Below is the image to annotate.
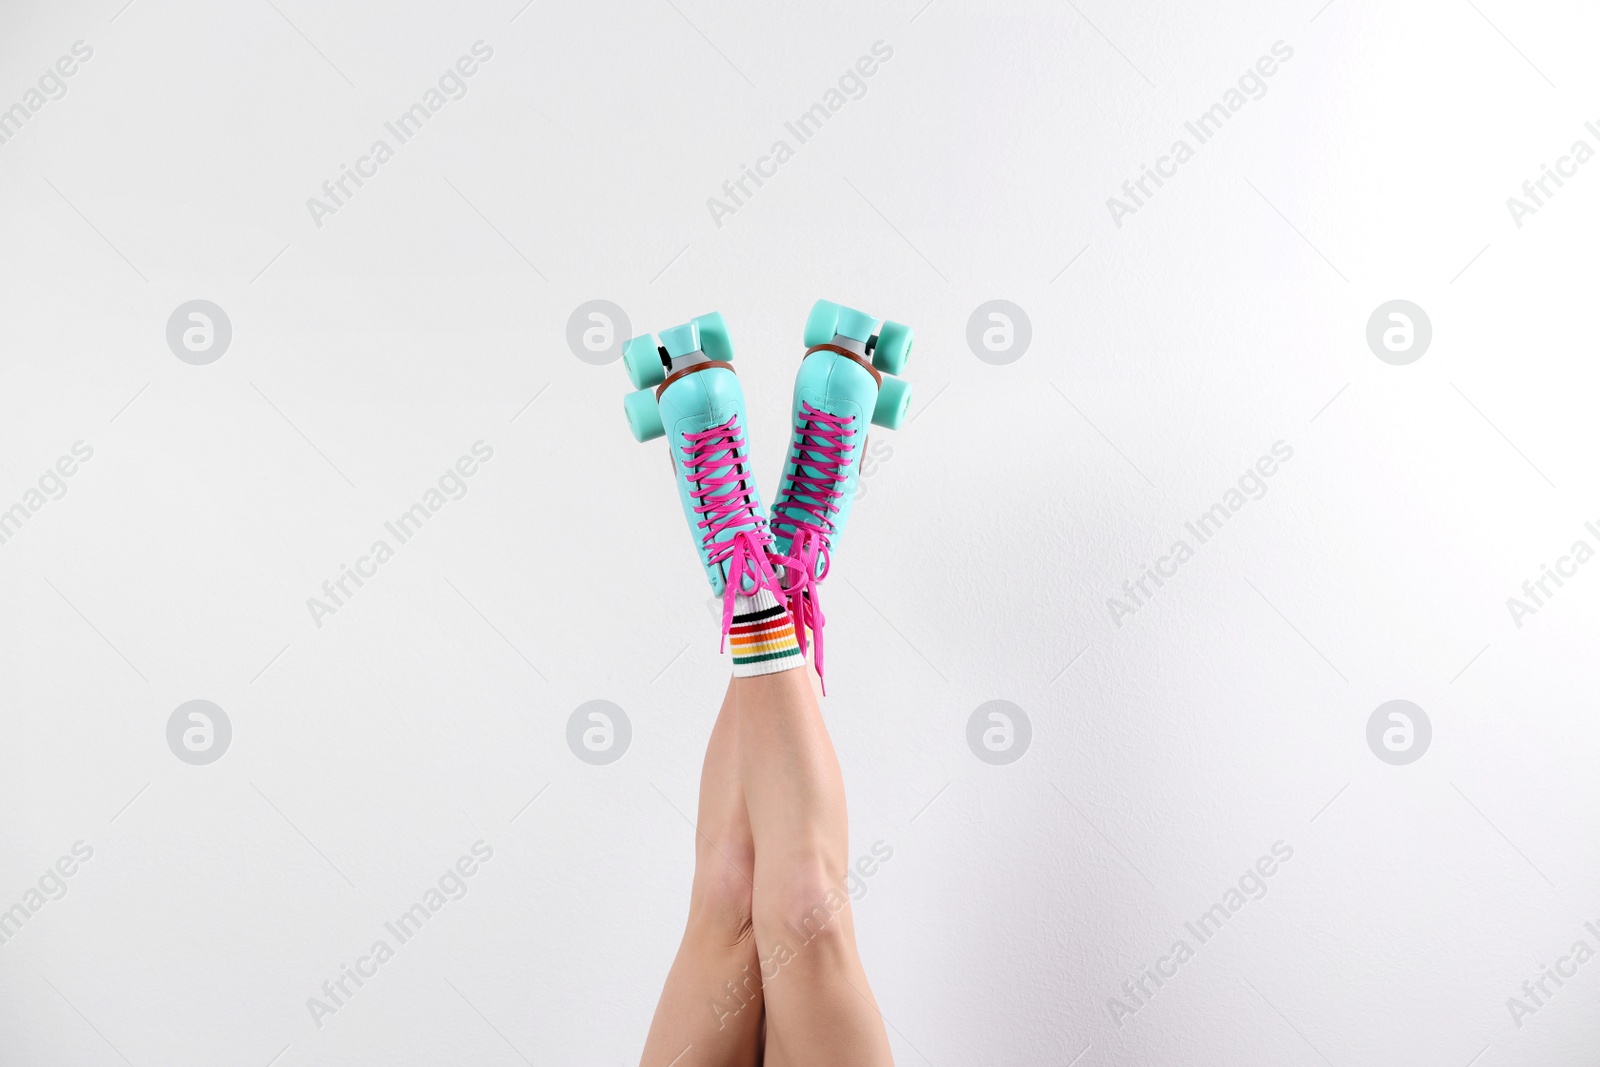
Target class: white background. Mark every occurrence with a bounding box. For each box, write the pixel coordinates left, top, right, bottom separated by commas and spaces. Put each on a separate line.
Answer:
2, 0, 1599, 1064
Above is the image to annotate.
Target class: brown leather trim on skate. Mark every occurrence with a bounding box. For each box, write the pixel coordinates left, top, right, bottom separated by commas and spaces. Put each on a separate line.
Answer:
655, 359, 732, 400
804, 343, 881, 386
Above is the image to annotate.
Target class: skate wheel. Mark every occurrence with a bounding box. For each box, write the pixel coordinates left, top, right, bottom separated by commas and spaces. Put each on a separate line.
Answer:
872, 320, 913, 375
624, 389, 665, 442
622, 335, 666, 390
803, 299, 842, 347
871, 376, 911, 429
835, 305, 878, 343
659, 322, 701, 359
694, 311, 733, 362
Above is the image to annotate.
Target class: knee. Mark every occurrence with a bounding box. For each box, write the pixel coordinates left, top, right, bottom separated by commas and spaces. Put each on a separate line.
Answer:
690, 851, 755, 948
753, 859, 852, 954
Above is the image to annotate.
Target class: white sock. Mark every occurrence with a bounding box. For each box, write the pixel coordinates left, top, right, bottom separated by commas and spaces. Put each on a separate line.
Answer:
727, 588, 804, 677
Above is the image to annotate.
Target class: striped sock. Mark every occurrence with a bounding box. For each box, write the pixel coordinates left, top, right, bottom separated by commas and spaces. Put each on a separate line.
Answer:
728, 588, 804, 677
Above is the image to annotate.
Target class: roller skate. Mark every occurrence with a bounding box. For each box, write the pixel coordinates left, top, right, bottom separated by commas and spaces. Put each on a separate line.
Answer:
767, 300, 913, 687
621, 313, 800, 673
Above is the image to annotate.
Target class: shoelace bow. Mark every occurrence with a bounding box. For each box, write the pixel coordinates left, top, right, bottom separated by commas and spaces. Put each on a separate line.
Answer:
681, 416, 782, 646
769, 403, 858, 688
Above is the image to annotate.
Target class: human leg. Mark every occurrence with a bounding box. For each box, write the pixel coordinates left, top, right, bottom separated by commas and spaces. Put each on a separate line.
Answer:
639, 682, 765, 1067
734, 668, 893, 1066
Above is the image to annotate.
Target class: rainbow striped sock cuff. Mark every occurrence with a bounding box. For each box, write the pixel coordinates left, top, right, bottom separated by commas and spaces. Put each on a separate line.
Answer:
728, 589, 805, 677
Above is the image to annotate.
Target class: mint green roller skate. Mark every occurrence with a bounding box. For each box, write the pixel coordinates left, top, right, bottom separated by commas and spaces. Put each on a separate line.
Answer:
620, 312, 785, 642
768, 299, 914, 686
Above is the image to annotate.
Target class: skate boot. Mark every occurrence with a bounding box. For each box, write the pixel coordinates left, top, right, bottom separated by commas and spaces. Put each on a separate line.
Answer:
768, 300, 913, 687
621, 313, 800, 673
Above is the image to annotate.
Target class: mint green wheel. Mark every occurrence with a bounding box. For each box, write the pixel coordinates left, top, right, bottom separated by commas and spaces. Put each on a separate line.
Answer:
623, 335, 665, 390
871, 376, 911, 429
694, 311, 733, 362
872, 320, 913, 375
803, 300, 842, 347
624, 389, 664, 442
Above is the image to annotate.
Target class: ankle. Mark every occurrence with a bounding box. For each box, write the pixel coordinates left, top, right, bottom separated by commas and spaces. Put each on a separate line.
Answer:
727, 588, 804, 678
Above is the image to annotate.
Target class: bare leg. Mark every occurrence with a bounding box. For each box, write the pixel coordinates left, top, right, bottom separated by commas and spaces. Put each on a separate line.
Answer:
640, 684, 765, 1067
734, 667, 894, 1066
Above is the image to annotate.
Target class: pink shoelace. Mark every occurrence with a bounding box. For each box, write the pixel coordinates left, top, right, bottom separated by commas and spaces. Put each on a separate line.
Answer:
769, 402, 858, 688
681, 416, 782, 646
